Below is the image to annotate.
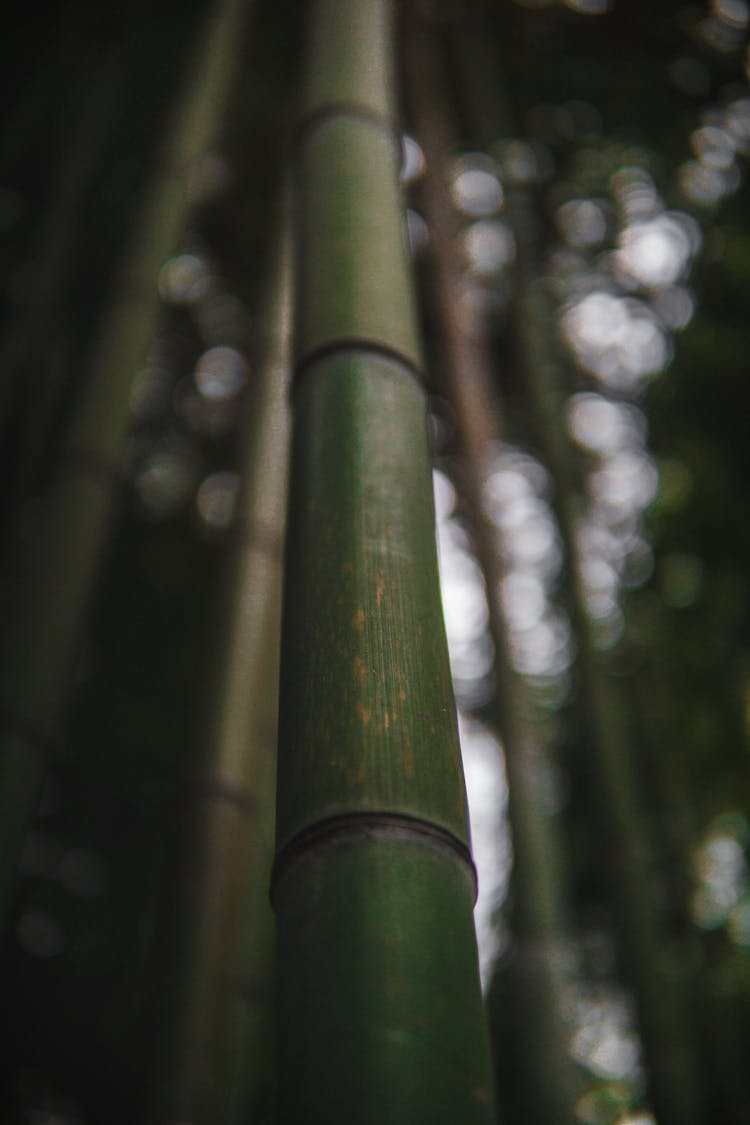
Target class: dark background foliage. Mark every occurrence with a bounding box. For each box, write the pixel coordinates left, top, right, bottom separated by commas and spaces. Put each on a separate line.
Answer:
1, 1, 749, 1121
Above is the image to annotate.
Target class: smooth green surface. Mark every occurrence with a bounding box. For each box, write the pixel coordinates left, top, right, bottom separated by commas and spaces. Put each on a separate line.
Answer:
276, 4, 497, 1121
277, 353, 468, 849
275, 834, 495, 1125
294, 116, 422, 370
302, 0, 394, 120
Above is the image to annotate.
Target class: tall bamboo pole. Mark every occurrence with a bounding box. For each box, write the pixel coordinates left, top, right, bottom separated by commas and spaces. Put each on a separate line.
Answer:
155, 215, 291, 1125
452, 8, 709, 1123
0, 0, 251, 933
0, 47, 124, 541
403, 9, 579, 1124
273, 2, 496, 1120
513, 241, 708, 1125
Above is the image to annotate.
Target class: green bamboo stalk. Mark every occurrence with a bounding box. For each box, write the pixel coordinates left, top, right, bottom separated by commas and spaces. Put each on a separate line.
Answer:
273, 2, 496, 1121
515, 269, 708, 1125
0, 0, 251, 934
403, 9, 579, 1124
450, 11, 710, 1122
155, 212, 291, 1125
458, 19, 710, 1125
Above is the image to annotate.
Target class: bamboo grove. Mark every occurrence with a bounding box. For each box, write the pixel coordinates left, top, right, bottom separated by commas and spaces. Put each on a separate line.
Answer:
1, 0, 750, 1123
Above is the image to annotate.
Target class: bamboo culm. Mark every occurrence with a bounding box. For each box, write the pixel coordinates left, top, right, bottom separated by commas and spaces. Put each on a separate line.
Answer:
154, 208, 291, 1125
0, 46, 123, 505
0, 0, 251, 935
403, 9, 579, 1123
273, 1, 497, 1121
452, 14, 709, 1120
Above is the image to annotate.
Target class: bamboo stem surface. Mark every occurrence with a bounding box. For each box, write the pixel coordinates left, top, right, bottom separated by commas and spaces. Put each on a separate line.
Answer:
273, 2, 496, 1120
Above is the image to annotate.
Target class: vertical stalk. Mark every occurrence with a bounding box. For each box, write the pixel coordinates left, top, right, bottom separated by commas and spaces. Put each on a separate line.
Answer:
514, 261, 708, 1125
273, 1, 496, 1121
453, 9, 708, 1122
0, 0, 251, 933
403, 9, 579, 1124
155, 212, 291, 1125
0, 47, 124, 538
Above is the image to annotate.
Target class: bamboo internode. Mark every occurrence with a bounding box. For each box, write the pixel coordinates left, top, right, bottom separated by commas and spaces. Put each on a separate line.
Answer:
273, 1, 496, 1120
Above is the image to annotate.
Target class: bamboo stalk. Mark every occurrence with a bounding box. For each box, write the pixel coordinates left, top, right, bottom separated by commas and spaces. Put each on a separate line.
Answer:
514, 262, 708, 1125
403, 9, 579, 1124
155, 207, 291, 1125
0, 46, 124, 540
0, 0, 251, 933
273, 1, 496, 1120
451, 9, 709, 1122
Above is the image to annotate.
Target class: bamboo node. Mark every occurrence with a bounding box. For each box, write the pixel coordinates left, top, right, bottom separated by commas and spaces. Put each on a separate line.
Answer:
294, 338, 426, 390
270, 811, 478, 905
294, 102, 400, 149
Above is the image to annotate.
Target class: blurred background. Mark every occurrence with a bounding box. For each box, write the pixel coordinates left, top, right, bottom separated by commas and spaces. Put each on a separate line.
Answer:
1, 0, 750, 1122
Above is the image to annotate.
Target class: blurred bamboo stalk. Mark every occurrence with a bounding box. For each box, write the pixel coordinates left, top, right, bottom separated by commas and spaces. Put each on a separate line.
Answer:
452, 7, 709, 1123
154, 202, 291, 1125
272, 1, 496, 1120
0, 47, 125, 542
513, 254, 708, 1125
403, 8, 580, 1124
0, 0, 251, 935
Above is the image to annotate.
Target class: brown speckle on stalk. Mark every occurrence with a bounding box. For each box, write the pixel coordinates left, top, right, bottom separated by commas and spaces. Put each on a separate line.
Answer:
356, 701, 371, 726
352, 606, 365, 632
403, 735, 414, 778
